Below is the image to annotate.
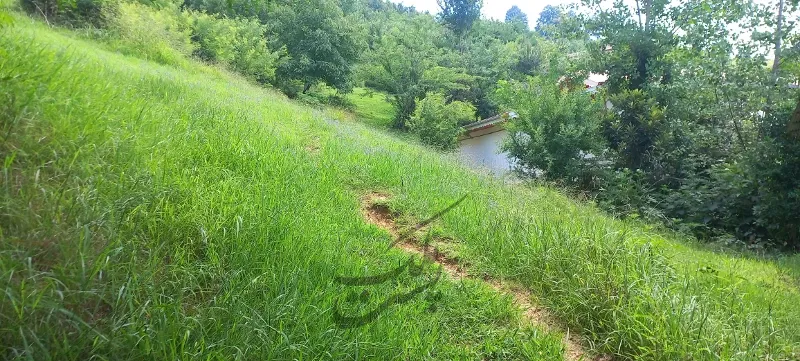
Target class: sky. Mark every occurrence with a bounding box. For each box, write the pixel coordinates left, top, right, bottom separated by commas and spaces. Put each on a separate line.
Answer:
390, 0, 779, 30
389, 0, 574, 27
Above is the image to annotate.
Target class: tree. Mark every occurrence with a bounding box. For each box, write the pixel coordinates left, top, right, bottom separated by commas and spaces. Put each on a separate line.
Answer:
359, 13, 472, 128
582, 0, 753, 92
504, 5, 528, 31
409, 93, 476, 150
189, 13, 284, 84
447, 20, 520, 118
535, 5, 560, 38
574, 0, 800, 247
272, 0, 364, 95
581, 0, 754, 167
183, 0, 273, 22
436, 0, 482, 36
495, 77, 606, 187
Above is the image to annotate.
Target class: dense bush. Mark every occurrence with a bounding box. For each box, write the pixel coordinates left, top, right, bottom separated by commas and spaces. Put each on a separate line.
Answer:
602, 90, 666, 171
107, 2, 193, 65
188, 12, 283, 84
409, 93, 475, 150
495, 77, 606, 188
498, 73, 800, 249
709, 105, 800, 247
20, 0, 116, 27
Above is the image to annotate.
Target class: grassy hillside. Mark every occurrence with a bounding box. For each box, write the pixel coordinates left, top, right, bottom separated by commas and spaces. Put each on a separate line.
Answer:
2, 13, 800, 361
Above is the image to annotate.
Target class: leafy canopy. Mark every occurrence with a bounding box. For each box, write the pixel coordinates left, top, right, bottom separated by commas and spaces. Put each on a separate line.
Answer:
273, 0, 364, 94
496, 77, 605, 186
359, 12, 472, 128
437, 0, 482, 36
504, 5, 528, 31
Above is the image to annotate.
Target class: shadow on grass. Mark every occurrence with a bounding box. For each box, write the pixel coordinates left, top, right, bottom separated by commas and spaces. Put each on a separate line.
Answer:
333, 256, 442, 329
333, 192, 471, 328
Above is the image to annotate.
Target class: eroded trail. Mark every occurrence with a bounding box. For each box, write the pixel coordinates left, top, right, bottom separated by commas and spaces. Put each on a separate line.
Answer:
360, 192, 609, 361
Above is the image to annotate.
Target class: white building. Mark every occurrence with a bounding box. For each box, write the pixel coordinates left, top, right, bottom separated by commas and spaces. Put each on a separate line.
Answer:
457, 112, 516, 176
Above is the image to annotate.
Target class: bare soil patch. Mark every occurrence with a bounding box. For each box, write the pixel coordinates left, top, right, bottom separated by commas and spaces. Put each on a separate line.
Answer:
359, 192, 610, 361
304, 137, 321, 154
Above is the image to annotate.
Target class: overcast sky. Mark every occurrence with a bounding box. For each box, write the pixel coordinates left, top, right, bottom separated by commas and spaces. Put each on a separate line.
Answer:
389, 0, 575, 27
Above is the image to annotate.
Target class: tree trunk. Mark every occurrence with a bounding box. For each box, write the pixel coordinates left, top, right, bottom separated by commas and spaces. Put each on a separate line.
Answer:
772, 0, 785, 86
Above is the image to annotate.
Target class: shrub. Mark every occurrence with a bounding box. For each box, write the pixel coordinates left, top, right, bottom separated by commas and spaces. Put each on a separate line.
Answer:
20, 0, 117, 27
409, 93, 475, 150
710, 105, 800, 248
495, 77, 606, 188
596, 167, 661, 219
188, 12, 283, 84
743, 135, 800, 248
107, 2, 194, 66
602, 89, 666, 171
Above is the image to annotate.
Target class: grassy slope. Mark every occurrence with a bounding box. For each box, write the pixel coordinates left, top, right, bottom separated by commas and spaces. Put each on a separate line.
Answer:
305, 85, 397, 128
344, 87, 396, 128
0, 19, 563, 360
2, 15, 800, 361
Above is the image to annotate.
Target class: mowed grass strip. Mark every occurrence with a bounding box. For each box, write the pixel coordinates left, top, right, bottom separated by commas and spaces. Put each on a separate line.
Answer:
1, 14, 800, 361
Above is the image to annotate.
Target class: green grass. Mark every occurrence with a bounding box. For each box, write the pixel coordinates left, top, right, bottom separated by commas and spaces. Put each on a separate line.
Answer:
305, 85, 396, 128
0, 17, 563, 360
2, 12, 800, 361
345, 87, 396, 128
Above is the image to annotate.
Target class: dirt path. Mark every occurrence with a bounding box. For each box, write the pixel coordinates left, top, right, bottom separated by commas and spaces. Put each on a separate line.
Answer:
360, 192, 609, 361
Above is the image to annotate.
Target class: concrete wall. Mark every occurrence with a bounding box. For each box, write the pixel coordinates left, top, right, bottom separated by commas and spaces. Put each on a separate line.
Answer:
458, 128, 513, 176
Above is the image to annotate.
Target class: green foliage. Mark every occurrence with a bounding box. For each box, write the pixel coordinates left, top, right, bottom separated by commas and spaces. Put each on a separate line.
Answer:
495, 77, 605, 187
596, 168, 655, 217
504, 5, 527, 31
742, 113, 800, 246
567, 0, 800, 248
650, 110, 800, 248
602, 89, 665, 170
690, 103, 800, 247
450, 20, 523, 118
188, 12, 284, 84
182, 0, 271, 22
0, 13, 11, 27
534, 5, 560, 38
436, 0, 481, 36
345, 87, 396, 127
358, 12, 472, 128
107, 2, 193, 66
511, 36, 544, 77
20, 0, 117, 27
409, 92, 475, 150
272, 0, 364, 95
0, 2, 13, 27
131, 0, 181, 9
